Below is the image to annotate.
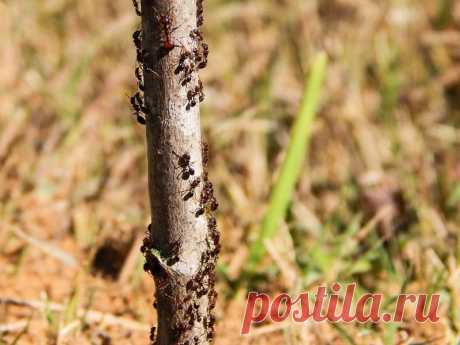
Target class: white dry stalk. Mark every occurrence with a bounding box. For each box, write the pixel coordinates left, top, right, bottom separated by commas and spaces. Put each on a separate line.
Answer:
0, 297, 150, 332
10, 227, 77, 268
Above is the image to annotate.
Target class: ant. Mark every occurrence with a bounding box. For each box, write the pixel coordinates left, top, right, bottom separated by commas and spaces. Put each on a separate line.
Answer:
181, 74, 193, 87
190, 29, 203, 42
208, 217, 217, 230
209, 196, 218, 211
197, 43, 209, 69
132, 30, 142, 51
182, 190, 194, 201
176, 151, 190, 167
206, 328, 215, 341
135, 65, 145, 91
130, 92, 147, 125
195, 207, 205, 218
209, 290, 218, 309
186, 82, 204, 110
186, 279, 196, 292
186, 304, 194, 316
182, 177, 201, 201
208, 223, 219, 246
188, 313, 196, 327
140, 235, 154, 254
202, 141, 209, 168
149, 327, 156, 342
153, 8, 182, 57
186, 89, 198, 110
197, 0, 204, 27
200, 181, 213, 205
197, 80, 204, 102
135, 66, 142, 81
173, 151, 195, 180
137, 48, 149, 65
166, 240, 181, 265
132, 0, 141, 16
175, 51, 193, 74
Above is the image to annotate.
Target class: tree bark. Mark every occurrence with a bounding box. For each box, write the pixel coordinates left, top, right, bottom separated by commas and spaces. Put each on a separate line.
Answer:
134, 0, 219, 344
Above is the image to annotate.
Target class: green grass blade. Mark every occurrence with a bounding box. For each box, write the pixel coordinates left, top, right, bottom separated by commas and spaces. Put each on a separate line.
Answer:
248, 52, 327, 268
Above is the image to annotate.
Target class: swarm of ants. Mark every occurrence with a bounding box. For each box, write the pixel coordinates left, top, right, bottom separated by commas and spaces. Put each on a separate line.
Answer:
193, 141, 220, 341
144, 142, 219, 344
130, 24, 148, 125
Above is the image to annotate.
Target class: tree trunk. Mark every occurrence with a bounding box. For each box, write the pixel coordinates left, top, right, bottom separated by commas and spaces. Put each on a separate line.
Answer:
133, 0, 219, 344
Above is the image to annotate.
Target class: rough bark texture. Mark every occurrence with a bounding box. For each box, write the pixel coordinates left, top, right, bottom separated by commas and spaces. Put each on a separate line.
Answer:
132, 0, 219, 345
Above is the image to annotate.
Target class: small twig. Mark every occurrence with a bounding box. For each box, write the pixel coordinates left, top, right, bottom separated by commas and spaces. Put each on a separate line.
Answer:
10, 227, 77, 268
57, 320, 80, 341
0, 321, 28, 334
354, 205, 393, 242
0, 297, 150, 332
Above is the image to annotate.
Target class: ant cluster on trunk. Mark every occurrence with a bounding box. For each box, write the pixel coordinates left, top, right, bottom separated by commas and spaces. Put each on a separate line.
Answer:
130, 1, 149, 126
146, 144, 219, 345
190, 141, 221, 342
194, 143, 218, 217
178, 28, 209, 110
176, 1, 209, 111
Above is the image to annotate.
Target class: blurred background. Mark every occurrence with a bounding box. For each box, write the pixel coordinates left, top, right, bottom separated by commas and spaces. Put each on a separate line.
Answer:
1, 0, 460, 344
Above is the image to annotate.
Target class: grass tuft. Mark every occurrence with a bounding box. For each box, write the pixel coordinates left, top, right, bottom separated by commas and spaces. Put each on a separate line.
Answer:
249, 52, 327, 269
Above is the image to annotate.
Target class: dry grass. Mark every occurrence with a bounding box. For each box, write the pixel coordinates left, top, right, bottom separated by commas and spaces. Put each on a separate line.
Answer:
1, 0, 460, 344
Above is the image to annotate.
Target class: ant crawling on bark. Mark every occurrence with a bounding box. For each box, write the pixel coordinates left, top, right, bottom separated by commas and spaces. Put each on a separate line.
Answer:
182, 177, 201, 201
166, 242, 181, 266
190, 29, 203, 42
186, 279, 194, 292
175, 51, 193, 74
208, 290, 218, 309
135, 65, 145, 91
132, 0, 141, 16
181, 74, 193, 87
149, 327, 156, 343
197, 42, 209, 69
197, 0, 204, 27
209, 196, 218, 211
197, 80, 205, 102
173, 151, 195, 180
132, 29, 142, 51
195, 206, 205, 218
200, 180, 213, 205
130, 91, 147, 125
136, 48, 149, 65
186, 89, 198, 110
153, 7, 183, 57
186, 81, 205, 110
202, 141, 209, 169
